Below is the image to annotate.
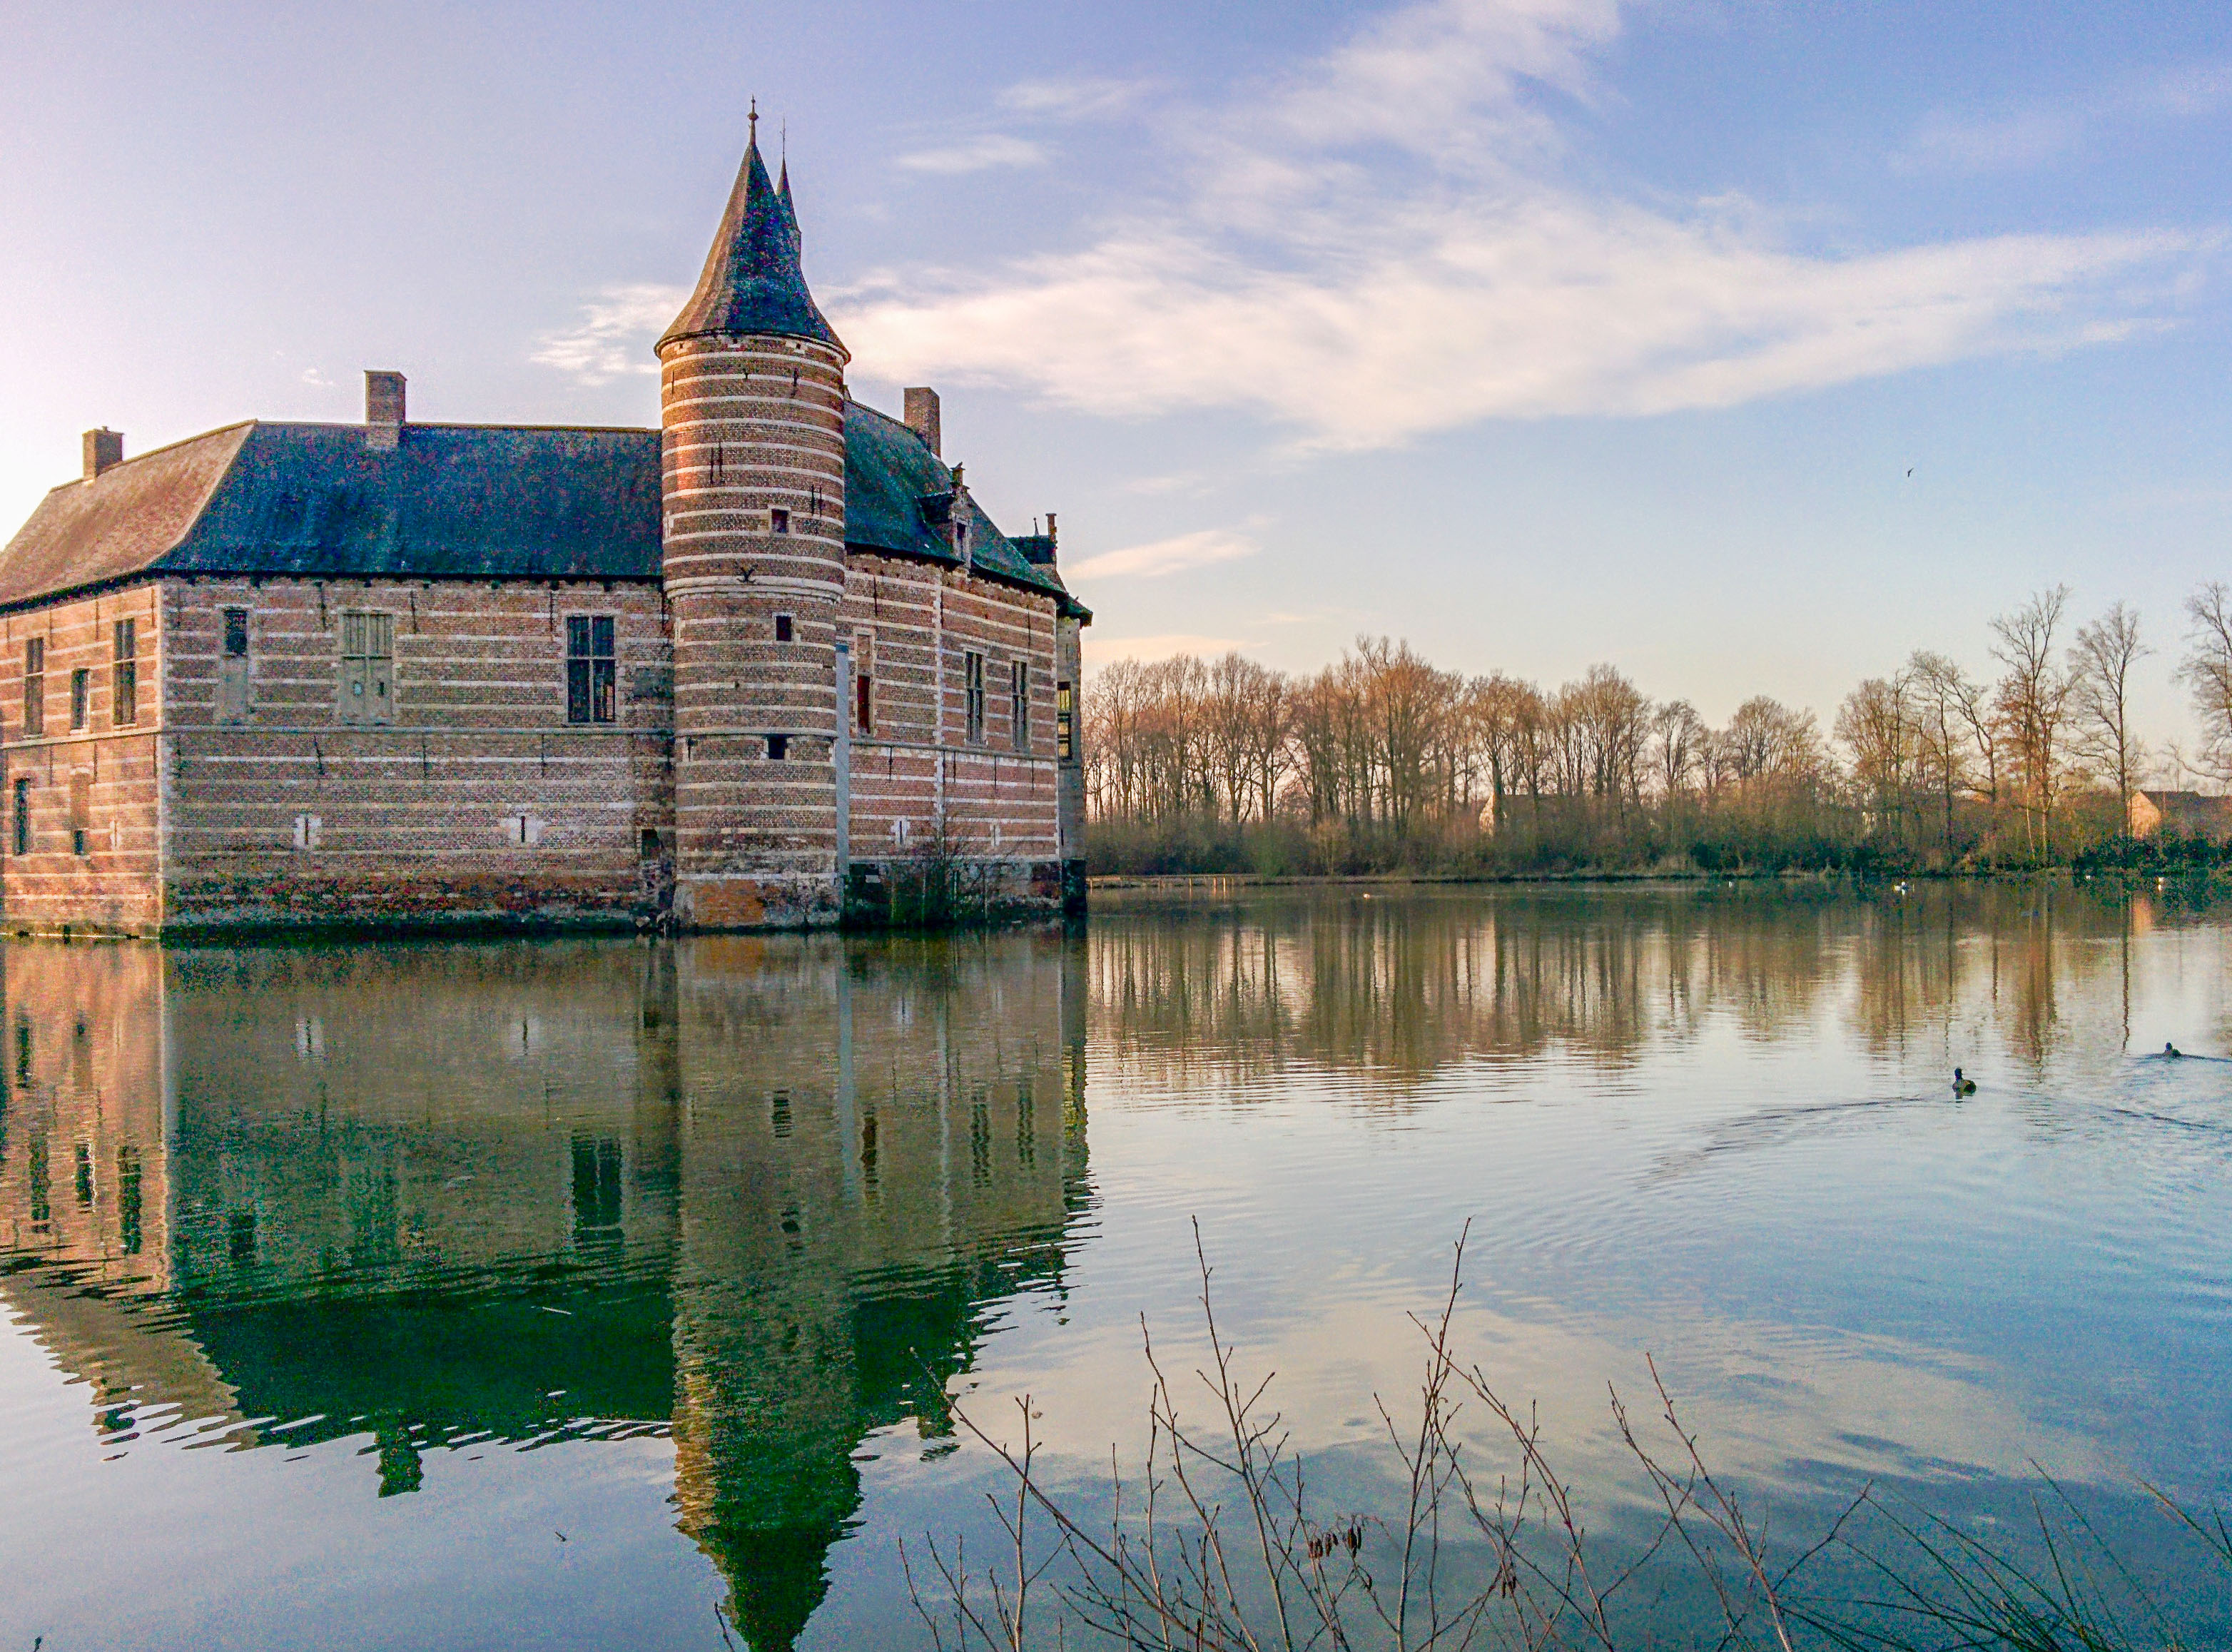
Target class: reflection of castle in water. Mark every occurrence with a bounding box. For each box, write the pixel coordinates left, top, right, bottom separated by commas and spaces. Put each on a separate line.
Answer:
0, 935, 1090, 1652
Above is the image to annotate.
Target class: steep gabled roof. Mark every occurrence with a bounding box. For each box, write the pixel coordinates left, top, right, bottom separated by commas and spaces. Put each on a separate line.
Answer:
0, 424, 661, 607
0, 424, 252, 609
0, 407, 1086, 622
661, 137, 843, 354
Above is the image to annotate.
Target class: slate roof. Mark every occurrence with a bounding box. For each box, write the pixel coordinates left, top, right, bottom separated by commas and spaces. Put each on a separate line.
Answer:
0, 409, 1087, 621
660, 137, 843, 355
842, 402, 1087, 617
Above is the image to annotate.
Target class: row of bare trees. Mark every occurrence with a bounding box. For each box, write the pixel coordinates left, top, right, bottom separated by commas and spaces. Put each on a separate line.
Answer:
1084, 584, 2232, 874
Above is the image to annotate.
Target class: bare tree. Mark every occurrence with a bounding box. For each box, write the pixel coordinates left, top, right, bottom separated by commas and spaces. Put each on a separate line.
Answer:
1906, 651, 1976, 858
1650, 699, 1707, 802
1836, 674, 1917, 846
2178, 582, 2232, 784
2069, 602, 2148, 837
1989, 586, 2074, 863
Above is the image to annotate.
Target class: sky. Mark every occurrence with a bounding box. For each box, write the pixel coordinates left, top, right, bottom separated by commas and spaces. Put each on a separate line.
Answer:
4, 0, 2231, 758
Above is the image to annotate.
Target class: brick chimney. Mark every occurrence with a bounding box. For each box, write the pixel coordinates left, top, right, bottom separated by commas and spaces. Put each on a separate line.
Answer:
365, 370, 406, 450
82, 428, 123, 482
903, 386, 940, 456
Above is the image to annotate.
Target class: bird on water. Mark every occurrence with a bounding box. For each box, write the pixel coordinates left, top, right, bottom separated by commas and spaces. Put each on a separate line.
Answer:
1952, 1068, 1977, 1095
2164, 1041, 2183, 1058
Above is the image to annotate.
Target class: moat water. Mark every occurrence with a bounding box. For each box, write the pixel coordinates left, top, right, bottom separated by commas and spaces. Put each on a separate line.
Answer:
1, 885, 2228, 1648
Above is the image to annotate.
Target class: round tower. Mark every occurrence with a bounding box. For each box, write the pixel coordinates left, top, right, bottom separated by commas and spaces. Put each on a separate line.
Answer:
658, 114, 850, 928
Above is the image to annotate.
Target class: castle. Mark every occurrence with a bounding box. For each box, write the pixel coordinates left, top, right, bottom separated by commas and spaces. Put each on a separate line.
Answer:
0, 122, 1089, 936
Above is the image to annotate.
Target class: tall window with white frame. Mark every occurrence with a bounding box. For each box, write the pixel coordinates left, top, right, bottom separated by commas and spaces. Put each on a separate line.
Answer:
567, 615, 617, 724
1010, 660, 1028, 752
338, 612, 395, 725
964, 651, 985, 745
21, 639, 42, 738
1057, 680, 1075, 761
111, 619, 137, 727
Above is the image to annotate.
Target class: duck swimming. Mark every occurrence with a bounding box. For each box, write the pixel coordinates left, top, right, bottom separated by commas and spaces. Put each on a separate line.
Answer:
2165, 1042, 2183, 1058
1952, 1068, 1977, 1095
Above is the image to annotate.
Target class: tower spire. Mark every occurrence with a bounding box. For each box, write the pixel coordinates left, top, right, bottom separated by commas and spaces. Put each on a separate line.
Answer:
660, 118, 841, 353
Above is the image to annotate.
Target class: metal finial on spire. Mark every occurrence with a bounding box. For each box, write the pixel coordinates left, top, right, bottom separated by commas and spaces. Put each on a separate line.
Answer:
749, 98, 759, 142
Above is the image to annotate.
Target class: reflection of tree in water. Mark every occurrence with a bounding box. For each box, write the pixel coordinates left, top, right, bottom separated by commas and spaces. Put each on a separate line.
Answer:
1094, 890, 1844, 1093
0, 933, 1092, 1652
1092, 884, 2194, 1098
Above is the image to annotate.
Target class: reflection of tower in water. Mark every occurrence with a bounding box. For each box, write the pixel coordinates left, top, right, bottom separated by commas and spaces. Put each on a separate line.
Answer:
0, 933, 1091, 1652
668, 935, 1090, 1648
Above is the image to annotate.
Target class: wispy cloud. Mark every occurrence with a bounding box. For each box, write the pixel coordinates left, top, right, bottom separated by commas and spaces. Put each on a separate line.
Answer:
897, 135, 1047, 175
532, 283, 684, 384
537, 1, 2217, 428
836, 0, 2213, 450
1899, 59, 2232, 176
1083, 631, 1247, 667
299, 367, 334, 388
1065, 528, 1257, 580
999, 76, 1157, 121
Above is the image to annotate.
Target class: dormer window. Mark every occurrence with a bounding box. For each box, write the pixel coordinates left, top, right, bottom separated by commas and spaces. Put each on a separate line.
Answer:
771, 507, 790, 534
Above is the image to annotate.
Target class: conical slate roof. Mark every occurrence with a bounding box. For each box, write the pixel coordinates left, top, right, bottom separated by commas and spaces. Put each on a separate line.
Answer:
661, 136, 842, 353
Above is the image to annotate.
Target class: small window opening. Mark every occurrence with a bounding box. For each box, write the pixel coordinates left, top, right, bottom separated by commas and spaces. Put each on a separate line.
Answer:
853, 630, 874, 735
70, 669, 89, 731
963, 650, 985, 744
567, 614, 617, 724
112, 619, 138, 727
69, 770, 89, 856
219, 608, 252, 722
21, 638, 44, 739
774, 613, 793, 643
766, 734, 789, 761
293, 814, 322, 851
771, 507, 791, 534
639, 827, 662, 860
11, 777, 29, 857
1010, 659, 1028, 751
1057, 680, 1075, 761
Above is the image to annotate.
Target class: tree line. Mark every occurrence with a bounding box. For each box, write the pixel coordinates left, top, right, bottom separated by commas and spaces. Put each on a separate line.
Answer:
1082, 582, 2232, 876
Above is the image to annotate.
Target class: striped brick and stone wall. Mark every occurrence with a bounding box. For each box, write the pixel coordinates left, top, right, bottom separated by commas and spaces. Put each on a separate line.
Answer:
838, 554, 1068, 913
1, 584, 166, 934
660, 336, 851, 930
153, 575, 674, 933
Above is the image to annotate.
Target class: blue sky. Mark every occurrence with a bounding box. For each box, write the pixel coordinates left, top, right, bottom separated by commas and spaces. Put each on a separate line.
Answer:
5, 1, 2231, 753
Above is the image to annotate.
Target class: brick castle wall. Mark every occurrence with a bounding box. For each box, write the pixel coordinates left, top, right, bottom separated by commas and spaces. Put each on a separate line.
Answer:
0, 586, 165, 933
839, 553, 1066, 878
158, 576, 674, 933
0, 549, 1074, 936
